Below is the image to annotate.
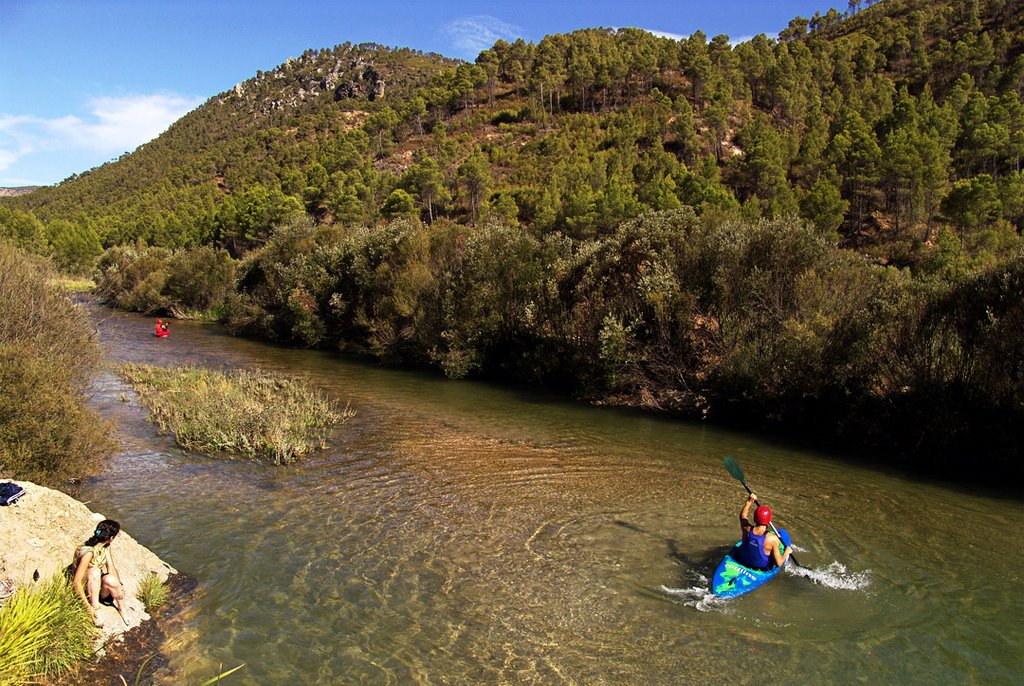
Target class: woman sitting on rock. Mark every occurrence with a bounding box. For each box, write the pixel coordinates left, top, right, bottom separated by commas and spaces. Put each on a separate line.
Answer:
72, 519, 127, 626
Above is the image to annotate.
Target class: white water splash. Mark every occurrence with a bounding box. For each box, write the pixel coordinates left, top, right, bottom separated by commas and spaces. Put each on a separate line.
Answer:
660, 561, 871, 609
659, 576, 733, 613
787, 561, 872, 591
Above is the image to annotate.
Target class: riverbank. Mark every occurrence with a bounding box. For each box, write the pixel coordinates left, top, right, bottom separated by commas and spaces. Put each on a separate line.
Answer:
56, 573, 201, 686
92, 225, 1024, 489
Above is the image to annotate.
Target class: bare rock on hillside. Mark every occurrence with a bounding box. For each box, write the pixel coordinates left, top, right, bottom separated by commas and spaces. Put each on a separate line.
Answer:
0, 480, 176, 644
0, 186, 39, 197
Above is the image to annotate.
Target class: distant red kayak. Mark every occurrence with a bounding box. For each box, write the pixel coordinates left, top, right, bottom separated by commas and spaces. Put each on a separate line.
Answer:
154, 331, 169, 338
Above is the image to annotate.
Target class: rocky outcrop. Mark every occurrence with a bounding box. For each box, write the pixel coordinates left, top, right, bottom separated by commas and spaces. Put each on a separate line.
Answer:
219, 47, 393, 115
334, 65, 386, 102
0, 187, 40, 197
0, 481, 176, 643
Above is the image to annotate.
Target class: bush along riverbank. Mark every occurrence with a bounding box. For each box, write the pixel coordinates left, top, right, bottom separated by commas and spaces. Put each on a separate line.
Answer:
0, 241, 115, 485
94, 213, 1023, 485
119, 363, 352, 465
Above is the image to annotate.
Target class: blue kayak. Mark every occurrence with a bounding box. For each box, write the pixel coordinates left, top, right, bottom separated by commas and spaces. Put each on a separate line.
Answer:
711, 528, 791, 598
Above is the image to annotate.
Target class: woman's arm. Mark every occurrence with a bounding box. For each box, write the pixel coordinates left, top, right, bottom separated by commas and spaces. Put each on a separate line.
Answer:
71, 552, 94, 613
106, 548, 122, 585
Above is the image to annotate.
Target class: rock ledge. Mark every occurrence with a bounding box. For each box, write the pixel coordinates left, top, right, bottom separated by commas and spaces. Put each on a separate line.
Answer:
0, 480, 176, 643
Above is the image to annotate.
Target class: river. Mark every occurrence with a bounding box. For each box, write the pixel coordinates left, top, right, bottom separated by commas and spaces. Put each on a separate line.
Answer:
79, 306, 1023, 684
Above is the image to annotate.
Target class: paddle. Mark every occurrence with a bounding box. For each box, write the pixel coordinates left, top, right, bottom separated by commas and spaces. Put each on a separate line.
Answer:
723, 455, 802, 568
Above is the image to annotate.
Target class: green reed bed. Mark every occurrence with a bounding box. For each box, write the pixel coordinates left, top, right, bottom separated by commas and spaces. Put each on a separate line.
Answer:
119, 363, 351, 465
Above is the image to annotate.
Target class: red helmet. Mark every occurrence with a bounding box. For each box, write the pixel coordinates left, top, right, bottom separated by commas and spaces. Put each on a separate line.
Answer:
754, 505, 772, 525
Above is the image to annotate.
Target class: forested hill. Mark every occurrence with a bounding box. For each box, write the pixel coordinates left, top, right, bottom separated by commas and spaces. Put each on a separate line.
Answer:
3, 43, 457, 252
3, 0, 1024, 482
5, 0, 1024, 266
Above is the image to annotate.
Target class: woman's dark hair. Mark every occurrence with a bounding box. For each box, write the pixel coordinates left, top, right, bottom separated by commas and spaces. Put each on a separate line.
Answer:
84, 519, 120, 547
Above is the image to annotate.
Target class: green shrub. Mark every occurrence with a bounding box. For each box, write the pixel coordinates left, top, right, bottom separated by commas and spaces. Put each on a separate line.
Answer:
95, 243, 238, 318
0, 242, 100, 382
93, 244, 172, 313
163, 245, 236, 318
0, 242, 113, 484
0, 345, 112, 482
491, 108, 528, 125
434, 221, 545, 379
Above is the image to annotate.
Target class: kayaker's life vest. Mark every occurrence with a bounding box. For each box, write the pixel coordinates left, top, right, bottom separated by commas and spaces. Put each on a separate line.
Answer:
736, 529, 772, 570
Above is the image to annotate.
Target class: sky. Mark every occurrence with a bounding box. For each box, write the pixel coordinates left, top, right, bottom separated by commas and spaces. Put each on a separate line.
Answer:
0, 0, 842, 187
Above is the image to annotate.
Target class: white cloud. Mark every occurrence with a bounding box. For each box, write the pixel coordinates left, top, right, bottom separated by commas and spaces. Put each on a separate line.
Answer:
442, 15, 523, 57
0, 93, 201, 183
642, 29, 688, 41
637, 28, 755, 46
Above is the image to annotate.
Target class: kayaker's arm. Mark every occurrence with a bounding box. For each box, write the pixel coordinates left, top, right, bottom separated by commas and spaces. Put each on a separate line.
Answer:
768, 535, 791, 568
739, 493, 757, 533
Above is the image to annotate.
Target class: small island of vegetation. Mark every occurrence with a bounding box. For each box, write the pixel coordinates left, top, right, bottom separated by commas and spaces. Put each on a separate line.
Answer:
119, 363, 351, 465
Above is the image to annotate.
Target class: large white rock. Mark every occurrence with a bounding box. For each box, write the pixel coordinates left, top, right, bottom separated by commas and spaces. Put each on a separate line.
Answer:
0, 480, 176, 641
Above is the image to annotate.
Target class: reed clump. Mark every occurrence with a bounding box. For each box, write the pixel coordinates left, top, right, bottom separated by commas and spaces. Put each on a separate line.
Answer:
49, 276, 95, 292
0, 575, 98, 685
135, 573, 168, 613
119, 363, 351, 465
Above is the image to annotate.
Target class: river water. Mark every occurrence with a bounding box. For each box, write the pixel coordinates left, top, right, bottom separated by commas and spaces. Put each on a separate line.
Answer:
79, 306, 1023, 685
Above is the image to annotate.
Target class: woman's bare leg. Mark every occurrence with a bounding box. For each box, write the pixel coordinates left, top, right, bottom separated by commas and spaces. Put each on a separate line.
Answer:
101, 574, 128, 624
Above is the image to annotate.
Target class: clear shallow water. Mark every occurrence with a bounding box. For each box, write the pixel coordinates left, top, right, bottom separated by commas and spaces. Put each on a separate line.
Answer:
80, 306, 1024, 684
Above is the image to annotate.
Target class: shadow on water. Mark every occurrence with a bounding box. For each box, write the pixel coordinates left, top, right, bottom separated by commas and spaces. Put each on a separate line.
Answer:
666, 538, 732, 577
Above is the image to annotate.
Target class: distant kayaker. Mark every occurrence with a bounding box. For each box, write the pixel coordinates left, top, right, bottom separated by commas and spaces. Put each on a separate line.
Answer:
735, 493, 791, 571
72, 519, 128, 627
155, 319, 169, 336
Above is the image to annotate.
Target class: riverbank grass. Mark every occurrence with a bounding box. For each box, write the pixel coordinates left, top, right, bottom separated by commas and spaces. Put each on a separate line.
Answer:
0, 576, 97, 685
119, 363, 351, 464
49, 276, 95, 292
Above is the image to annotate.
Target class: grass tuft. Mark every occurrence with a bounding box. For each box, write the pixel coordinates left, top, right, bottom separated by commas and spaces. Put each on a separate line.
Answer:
48, 276, 95, 292
119, 363, 352, 465
0, 575, 97, 685
135, 573, 169, 613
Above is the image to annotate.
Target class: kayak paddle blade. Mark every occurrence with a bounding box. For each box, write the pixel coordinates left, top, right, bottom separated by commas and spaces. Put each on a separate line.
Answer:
723, 456, 745, 483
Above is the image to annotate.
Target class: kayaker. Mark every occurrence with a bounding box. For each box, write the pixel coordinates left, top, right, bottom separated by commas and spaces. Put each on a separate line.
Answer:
735, 493, 791, 571
156, 319, 169, 336
72, 519, 128, 627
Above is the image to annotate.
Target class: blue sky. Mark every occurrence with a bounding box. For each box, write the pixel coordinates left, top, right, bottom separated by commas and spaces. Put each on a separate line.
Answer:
0, 0, 841, 187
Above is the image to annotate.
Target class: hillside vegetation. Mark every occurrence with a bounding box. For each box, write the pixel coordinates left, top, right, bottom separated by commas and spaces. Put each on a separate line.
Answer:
4, 0, 1024, 257
2, 0, 1022, 482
